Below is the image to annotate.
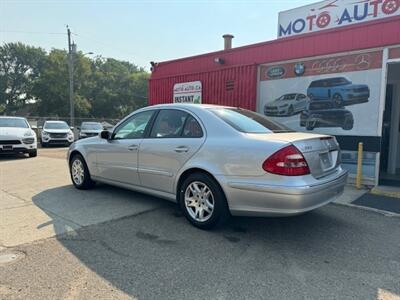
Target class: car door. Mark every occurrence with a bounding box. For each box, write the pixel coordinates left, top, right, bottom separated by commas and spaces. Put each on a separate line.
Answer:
96, 110, 155, 186
296, 94, 307, 111
138, 109, 205, 194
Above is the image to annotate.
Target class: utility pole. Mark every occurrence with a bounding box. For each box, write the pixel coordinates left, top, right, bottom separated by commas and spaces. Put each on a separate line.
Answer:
67, 26, 76, 128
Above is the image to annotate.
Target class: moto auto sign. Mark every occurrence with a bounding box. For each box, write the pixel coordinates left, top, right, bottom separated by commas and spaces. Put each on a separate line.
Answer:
278, 0, 400, 38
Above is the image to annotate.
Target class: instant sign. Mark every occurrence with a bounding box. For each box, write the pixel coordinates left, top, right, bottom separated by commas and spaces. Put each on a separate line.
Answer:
173, 81, 202, 104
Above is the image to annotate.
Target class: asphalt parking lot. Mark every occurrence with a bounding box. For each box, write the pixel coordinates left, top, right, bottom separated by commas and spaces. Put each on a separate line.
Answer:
1, 148, 400, 299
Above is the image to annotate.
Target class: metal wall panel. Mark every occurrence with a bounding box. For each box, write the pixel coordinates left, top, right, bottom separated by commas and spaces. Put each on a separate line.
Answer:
149, 64, 257, 110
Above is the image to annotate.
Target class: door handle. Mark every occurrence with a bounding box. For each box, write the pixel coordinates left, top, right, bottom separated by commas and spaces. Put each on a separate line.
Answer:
174, 146, 189, 153
128, 145, 138, 151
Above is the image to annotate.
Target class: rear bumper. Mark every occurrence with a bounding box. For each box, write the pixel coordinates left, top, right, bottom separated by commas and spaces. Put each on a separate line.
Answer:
220, 169, 348, 217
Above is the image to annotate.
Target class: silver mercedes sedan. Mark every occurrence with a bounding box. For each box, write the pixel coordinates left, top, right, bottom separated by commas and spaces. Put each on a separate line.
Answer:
68, 104, 347, 229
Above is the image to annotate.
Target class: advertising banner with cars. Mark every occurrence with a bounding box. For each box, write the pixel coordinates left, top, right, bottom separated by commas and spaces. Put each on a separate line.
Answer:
278, 0, 400, 38
258, 50, 383, 136
173, 81, 202, 104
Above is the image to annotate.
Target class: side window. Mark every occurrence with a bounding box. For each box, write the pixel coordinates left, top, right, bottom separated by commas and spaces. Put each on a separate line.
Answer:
182, 115, 203, 138
113, 110, 154, 140
150, 110, 187, 138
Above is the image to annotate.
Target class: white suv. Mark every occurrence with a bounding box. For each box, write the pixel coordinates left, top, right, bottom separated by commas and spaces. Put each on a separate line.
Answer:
0, 116, 37, 157
41, 121, 74, 147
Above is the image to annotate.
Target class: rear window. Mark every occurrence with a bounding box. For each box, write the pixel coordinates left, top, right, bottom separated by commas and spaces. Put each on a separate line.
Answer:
210, 108, 292, 133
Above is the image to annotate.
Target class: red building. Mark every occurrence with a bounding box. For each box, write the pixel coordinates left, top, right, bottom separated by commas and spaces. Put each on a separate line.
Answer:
149, 2, 400, 186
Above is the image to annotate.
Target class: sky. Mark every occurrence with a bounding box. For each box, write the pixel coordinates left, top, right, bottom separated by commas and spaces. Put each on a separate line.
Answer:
0, 0, 317, 70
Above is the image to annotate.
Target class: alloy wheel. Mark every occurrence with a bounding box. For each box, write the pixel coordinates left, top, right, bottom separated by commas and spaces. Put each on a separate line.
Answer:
71, 159, 85, 186
184, 181, 214, 222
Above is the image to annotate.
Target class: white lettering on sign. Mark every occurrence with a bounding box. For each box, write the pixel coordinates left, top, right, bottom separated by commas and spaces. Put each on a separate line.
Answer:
173, 81, 202, 104
278, 0, 400, 38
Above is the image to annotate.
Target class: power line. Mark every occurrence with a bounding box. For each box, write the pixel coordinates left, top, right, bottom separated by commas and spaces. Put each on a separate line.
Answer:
0, 30, 66, 35
72, 32, 147, 62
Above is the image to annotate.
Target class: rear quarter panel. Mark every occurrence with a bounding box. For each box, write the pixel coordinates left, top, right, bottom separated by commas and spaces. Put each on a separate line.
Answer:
178, 134, 288, 178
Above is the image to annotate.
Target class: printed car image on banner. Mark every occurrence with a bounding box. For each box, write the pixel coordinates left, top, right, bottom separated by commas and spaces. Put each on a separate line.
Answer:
258, 50, 383, 136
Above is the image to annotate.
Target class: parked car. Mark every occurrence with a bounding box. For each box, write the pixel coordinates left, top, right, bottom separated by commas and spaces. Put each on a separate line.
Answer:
300, 100, 354, 131
41, 120, 74, 147
0, 116, 37, 157
264, 93, 309, 116
307, 77, 369, 106
78, 122, 103, 139
68, 104, 347, 229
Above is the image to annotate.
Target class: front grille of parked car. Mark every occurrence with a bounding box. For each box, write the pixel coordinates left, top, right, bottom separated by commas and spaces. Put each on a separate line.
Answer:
49, 133, 67, 138
0, 140, 21, 145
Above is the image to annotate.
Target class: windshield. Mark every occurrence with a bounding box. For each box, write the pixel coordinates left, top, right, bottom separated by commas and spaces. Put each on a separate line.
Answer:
0, 118, 29, 128
44, 122, 69, 129
81, 123, 102, 130
278, 94, 297, 101
210, 108, 292, 133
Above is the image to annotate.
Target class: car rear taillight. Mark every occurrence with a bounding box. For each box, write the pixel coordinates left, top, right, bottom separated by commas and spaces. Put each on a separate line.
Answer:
262, 145, 310, 176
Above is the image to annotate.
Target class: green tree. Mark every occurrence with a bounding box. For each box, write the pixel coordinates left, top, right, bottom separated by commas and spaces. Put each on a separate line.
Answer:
87, 57, 148, 119
1, 42, 149, 119
33, 49, 92, 118
0, 42, 46, 114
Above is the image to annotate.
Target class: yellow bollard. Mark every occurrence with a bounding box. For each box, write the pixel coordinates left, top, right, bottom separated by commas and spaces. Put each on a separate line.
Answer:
356, 142, 363, 189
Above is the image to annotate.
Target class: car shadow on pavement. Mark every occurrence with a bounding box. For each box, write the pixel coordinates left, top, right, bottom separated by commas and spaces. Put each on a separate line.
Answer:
31, 184, 400, 299
32, 184, 169, 235
0, 153, 30, 161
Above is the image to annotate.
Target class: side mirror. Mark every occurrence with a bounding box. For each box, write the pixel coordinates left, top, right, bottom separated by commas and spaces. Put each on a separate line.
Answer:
100, 130, 111, 139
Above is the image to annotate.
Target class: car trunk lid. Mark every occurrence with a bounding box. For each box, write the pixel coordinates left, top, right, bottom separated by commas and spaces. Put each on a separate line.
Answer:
248, 132, 340, 178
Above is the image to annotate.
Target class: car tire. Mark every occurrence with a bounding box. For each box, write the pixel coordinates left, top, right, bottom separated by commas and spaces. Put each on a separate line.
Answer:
342, 116, 354, 130
28, 149, 37, 157
306, 119, 315, 130
333, 94, 344, 108
288, 105, 294, 115
179, 172, 230, 230
69, 153, 95, 190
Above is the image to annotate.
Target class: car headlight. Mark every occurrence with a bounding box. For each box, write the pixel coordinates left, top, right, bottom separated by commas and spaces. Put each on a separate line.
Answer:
68, 131, 74, 137
24, 131, 34, 137
22, 137, 35, 144
42, 131, 49, 136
